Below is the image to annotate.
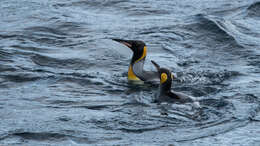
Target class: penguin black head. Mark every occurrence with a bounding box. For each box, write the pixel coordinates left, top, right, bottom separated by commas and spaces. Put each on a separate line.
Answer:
151, 60, 175, 91
112, 39, 147, 64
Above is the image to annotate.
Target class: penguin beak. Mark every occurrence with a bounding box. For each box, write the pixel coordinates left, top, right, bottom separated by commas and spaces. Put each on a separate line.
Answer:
151, 60, 160, 71
112, 39, 134, 51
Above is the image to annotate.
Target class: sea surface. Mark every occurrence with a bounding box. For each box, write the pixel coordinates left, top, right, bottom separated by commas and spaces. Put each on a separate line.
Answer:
0, 0, 260, 145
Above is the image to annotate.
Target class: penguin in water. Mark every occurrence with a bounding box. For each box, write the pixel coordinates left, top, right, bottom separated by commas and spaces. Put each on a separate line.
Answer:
112, 39, 158, 82
151, 60, 200, 108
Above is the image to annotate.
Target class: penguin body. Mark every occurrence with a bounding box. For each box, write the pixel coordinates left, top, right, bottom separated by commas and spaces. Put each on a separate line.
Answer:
151, 60, 200, 107
113, 39, 158, 82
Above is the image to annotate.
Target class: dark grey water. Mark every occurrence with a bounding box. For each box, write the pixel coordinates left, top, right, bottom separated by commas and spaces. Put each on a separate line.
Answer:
1, 0, 260, 145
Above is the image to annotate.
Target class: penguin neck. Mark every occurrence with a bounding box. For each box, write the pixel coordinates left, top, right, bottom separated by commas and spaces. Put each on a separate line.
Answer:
127, 47, 146, 81
160, 81, 172, 95
131, 46, 147, 65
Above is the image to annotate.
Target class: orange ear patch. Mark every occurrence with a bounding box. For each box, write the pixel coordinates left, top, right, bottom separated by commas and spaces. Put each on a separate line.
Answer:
160, 73, 168, 84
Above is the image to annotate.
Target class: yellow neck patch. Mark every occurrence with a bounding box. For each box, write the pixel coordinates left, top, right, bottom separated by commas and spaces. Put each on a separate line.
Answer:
127, 46, 147, 81
134, 46, 147, 64
128, 65, 141, 81
160, 73, 168, 84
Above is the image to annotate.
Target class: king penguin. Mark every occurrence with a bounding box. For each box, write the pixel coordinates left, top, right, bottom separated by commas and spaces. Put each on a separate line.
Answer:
112, 39, 158, 82
151, 60, 200, 108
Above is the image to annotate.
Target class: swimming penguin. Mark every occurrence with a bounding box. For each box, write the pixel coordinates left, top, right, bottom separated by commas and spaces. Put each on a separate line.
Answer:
112, 39, 158, 82
151, 60, 200, 108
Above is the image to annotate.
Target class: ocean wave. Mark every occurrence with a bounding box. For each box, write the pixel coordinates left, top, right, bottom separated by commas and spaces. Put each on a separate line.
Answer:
0, 50, 13, 61
24, 26, 67, 36
197, 14, 260, 48
194, 14, 245, 48
2, 73, 42, 83
247, 1, 260, 18
13, 132, 67, 141
0, 131, 93, 144
31, 54, 94, 69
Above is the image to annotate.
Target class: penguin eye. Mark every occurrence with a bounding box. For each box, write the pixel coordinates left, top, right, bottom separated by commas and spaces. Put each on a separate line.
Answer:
160, 73, 168, 84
